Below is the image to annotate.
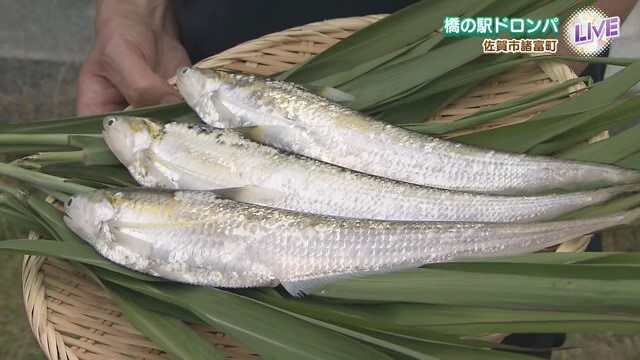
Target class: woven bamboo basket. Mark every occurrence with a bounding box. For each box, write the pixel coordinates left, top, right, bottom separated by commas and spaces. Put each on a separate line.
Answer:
23, 15, 594, 360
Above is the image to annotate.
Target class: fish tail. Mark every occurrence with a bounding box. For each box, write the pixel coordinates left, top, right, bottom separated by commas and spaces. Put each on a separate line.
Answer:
600, 184, 640, 197
617, 168, 640, 185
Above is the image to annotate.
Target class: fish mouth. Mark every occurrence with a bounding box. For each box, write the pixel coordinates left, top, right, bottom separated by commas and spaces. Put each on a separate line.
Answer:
176, 67, 210, 108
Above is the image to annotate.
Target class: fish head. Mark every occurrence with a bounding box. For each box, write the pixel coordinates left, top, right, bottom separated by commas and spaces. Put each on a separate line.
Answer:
176, 67, 265, 127
63, 190, 115, 248
103, 116, 162, 166
176, 67, 220, 108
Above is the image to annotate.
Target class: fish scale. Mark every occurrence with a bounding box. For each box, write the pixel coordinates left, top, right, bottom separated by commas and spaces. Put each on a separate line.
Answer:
64, 189, 640, 296
103, 116, 640, 223
176, 67, 640, 195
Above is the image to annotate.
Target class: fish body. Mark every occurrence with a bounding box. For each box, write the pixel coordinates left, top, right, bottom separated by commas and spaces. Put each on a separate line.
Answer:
63, 189, 640, 296
103, 116, 639, 222
176, 67, 640, 195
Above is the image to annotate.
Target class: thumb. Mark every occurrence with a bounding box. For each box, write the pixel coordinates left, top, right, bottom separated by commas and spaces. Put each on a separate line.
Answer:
106, 51, 180, 108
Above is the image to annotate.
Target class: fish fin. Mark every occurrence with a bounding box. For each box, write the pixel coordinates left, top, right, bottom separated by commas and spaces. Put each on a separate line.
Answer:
212, 186, 285, 205
139, 150, 179, 188
305, 84, 355, 102
109, 226, 153, 258
209, 92, 244, 126
280, 273, 357, 297
233, 125, 305, 150
147, 262, 181, 281
233, 126, 263, 141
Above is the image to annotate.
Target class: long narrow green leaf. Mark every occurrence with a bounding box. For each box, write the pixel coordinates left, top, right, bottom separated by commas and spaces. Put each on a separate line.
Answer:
372, 55, 524, 113
0, 162, 94, 194
68, 135, 120, 165
312, 267, 640, 312
359, 330, 537, 360
400, 77, 590, 134
247, 289, 532, 353
247, 289, 631, 343
41, 164, 136, 187
248, 301, 440, 360
0, 239, 158, 281
0, 102, 196, 134
310, 1, 498, 88
456, 61, 640, 151
108, 284, 226, 360
528, 96, 640, 155
96, 270, 393, 360
0, 190, 60, 240
616, 151, 640, 171
0, 145, 74, 153
340, 0, 573, 110
576, 253, 640, 265
454, 103, 615, 152
0, 134, 71, 146
531, 61, 640, 121
0, 205, 47, 235
556, 123, 640, 163
283, 0, 486, 83
25, 193, 87, 245
424, 261, 640, 279
375, 305, 640, 335
342, 37, 485, 109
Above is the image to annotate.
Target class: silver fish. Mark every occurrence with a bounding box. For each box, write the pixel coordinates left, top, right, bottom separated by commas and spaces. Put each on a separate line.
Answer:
63, 188, 640, 296
103, 115, 639, 223
176, 67, 640, 195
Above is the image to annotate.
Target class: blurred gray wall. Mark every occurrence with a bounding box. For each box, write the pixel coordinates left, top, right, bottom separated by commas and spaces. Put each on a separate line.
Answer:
0, 0, 94, 62
0, 0, 94, 123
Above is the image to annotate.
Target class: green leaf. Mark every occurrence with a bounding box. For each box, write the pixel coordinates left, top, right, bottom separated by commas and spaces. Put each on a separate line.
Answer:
371, 55, 522, 113
400, 76, 590, 134
358, 330, 537, 360
68, 135, 120, 166
282, 0, 488, 83
377, 82, 480, 125
532, 61, 640, 121
556, 122, 640, 163
41, 164, 136, 187
616, 151, 640, 171
24, 193, 87, 244
0, 103, 196, 134
338, 0, 573, 110
312, 265, 640, 313
455, 61, 640, 151
0, 134, 72, 146
0, 205, 47, 236
108, 284, 226, 360
96, 270, 393, 360
306, 1, 498, 89
0, 239, 159, 281
528, 95, 640, 156
0, 162, 94, 194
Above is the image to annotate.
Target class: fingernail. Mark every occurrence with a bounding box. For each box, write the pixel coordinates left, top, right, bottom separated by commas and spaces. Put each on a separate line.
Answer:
160, 94, 182, 104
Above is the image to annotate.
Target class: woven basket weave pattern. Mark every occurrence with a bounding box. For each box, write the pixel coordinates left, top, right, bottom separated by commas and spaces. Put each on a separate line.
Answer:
23, 15, 587, 360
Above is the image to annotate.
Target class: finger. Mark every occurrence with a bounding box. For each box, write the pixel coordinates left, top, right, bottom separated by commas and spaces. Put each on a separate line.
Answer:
104, 46, 179, 108
157, 42, 192, 80
76, 60, 128, 115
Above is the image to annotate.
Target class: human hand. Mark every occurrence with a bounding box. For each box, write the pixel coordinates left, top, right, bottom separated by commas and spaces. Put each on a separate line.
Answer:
76, 0, 191, 115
